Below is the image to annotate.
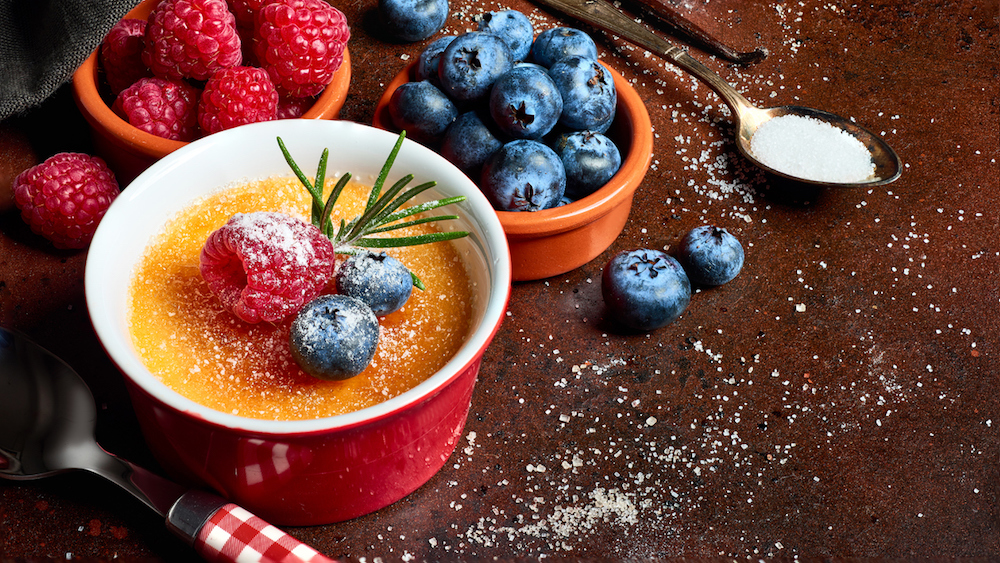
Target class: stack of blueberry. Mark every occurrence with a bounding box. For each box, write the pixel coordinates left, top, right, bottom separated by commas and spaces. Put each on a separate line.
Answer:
386, 11, 623, 212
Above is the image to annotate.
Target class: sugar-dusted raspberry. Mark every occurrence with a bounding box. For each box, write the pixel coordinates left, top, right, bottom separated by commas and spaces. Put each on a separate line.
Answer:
142, 0, 242, 82
198, 66, 279, 134
13, 153, 120, 250
254, 0, 350, 98
200, 212, 336, 323
112, 77, 201, 141
100, 18, 153, 95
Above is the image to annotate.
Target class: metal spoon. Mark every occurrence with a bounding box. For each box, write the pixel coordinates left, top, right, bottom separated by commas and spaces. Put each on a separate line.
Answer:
0, 327, 337, 563
534, 0, 902, 188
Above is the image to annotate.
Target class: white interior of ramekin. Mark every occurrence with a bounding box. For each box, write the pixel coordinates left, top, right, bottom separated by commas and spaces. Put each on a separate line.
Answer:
85, 120, 511, 435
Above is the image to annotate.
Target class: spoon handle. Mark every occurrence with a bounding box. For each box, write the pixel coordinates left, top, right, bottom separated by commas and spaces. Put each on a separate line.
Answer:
169, 490, 339, 563
532, 0, 758, 115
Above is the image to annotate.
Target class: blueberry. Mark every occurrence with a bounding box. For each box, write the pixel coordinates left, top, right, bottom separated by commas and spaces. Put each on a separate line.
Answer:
548, 56, 617, 132
514, 61, 549, 72
438, 32, 513, 102
378, 0, 449, 42
387, 80, 458, 144
489, 65, 563, 140
480, 140, 566, 211
602, 249, 691, 332
335, 251, 413, 316
530, 27, 598, 68
676, 225, 745, 286
290, 294, 379, 380
552, 131, 622, 200
477, 10, 534, 61
415, 35, 456, 83
441, 110, 504, 175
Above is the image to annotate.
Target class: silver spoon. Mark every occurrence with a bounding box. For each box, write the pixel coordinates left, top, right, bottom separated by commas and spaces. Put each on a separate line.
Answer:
0, 327, 337, 563
533, 0, 902, 188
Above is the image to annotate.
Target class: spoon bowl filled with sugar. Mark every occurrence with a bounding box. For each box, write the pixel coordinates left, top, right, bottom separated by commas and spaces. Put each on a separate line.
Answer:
533, 0, 902, 188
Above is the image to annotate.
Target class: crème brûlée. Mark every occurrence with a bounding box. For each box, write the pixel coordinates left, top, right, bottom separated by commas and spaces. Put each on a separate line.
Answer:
128, 176, 473, 421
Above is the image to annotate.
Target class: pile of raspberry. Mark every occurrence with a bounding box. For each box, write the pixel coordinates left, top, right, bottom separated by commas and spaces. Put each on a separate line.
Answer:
102, 0, 350, 140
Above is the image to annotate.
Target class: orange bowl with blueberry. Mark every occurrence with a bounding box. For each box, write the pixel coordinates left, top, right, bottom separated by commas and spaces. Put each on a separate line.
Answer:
374, 23, 653, 281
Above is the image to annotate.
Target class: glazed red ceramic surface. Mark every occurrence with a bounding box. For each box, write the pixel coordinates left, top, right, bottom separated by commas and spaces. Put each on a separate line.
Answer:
126, 352, 483, 525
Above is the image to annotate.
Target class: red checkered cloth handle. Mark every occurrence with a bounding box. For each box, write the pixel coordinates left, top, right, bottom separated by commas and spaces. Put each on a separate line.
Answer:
194, 503, 337, 563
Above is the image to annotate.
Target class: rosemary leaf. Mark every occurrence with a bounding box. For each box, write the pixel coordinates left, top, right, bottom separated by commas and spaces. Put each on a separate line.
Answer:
279, 130, 469, 293
365, 214, 461, 235
411, 273, 426, 291
353, 231, 470, 248
320, 173, 351, 236
365, 132, 407, 212
372, 196, 466, 228
346, 174, 413, 241
312, 148, 329, 225
277, 137, 323, 221
365, 181, 438, 228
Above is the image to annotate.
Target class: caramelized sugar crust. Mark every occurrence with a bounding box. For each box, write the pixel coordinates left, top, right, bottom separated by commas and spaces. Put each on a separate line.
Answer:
128, 176, 473, 420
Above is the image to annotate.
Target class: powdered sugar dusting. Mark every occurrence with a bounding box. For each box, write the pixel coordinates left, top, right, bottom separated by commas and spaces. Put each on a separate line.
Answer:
227, 211, 320, 270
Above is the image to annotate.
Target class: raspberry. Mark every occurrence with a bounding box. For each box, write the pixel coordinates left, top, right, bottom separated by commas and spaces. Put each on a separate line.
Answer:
200, 212, 336, 323
142, 0, 242, 82
198, 66, 278, 134
228, 0, 267, 30
100, 18, 153, 95
12, 153, 120, 250
254, 0, 350, 98
112, 77, 201, 141
276, 94, 314, 119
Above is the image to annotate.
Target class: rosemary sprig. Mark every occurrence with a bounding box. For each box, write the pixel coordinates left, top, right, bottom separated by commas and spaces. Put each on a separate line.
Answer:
277, 131, 470, 290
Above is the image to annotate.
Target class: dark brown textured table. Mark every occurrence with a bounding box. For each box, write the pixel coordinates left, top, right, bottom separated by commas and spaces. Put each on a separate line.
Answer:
0, 0, 996, 560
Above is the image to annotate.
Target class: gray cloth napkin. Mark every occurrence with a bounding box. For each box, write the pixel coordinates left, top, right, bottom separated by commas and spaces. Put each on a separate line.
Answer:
0, 0, 140, 119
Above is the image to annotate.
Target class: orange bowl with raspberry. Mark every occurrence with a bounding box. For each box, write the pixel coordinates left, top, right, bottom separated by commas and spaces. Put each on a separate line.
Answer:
72, 0, 352, 185
85, 119, 511, 525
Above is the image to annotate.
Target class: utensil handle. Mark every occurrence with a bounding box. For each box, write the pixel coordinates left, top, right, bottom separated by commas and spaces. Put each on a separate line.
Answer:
623, 0, 766, 63
168, 491, 337, 563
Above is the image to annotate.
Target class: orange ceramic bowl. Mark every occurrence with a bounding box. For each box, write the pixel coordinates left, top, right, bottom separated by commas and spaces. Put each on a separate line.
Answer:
71, 0, 351, 185
374, 60, 653, 281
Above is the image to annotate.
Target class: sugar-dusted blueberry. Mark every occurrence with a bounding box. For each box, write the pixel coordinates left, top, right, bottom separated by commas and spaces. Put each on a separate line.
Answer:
438, 32, 513, 102
602, 249, 691, 332
676, 225, 745, 286
552, 131, 622, 200
549, 56, 617, 132
290, 294, 379, 380
477, 10, 533, 61
441, 110, 504, 175
387, 80, 458, 144
415, 35, 455, 82
489, 65, 563, 140
378, 0, 448, 42
480, 140, 566, 211
530, 27, 598, 68
335, 251, 413, 316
